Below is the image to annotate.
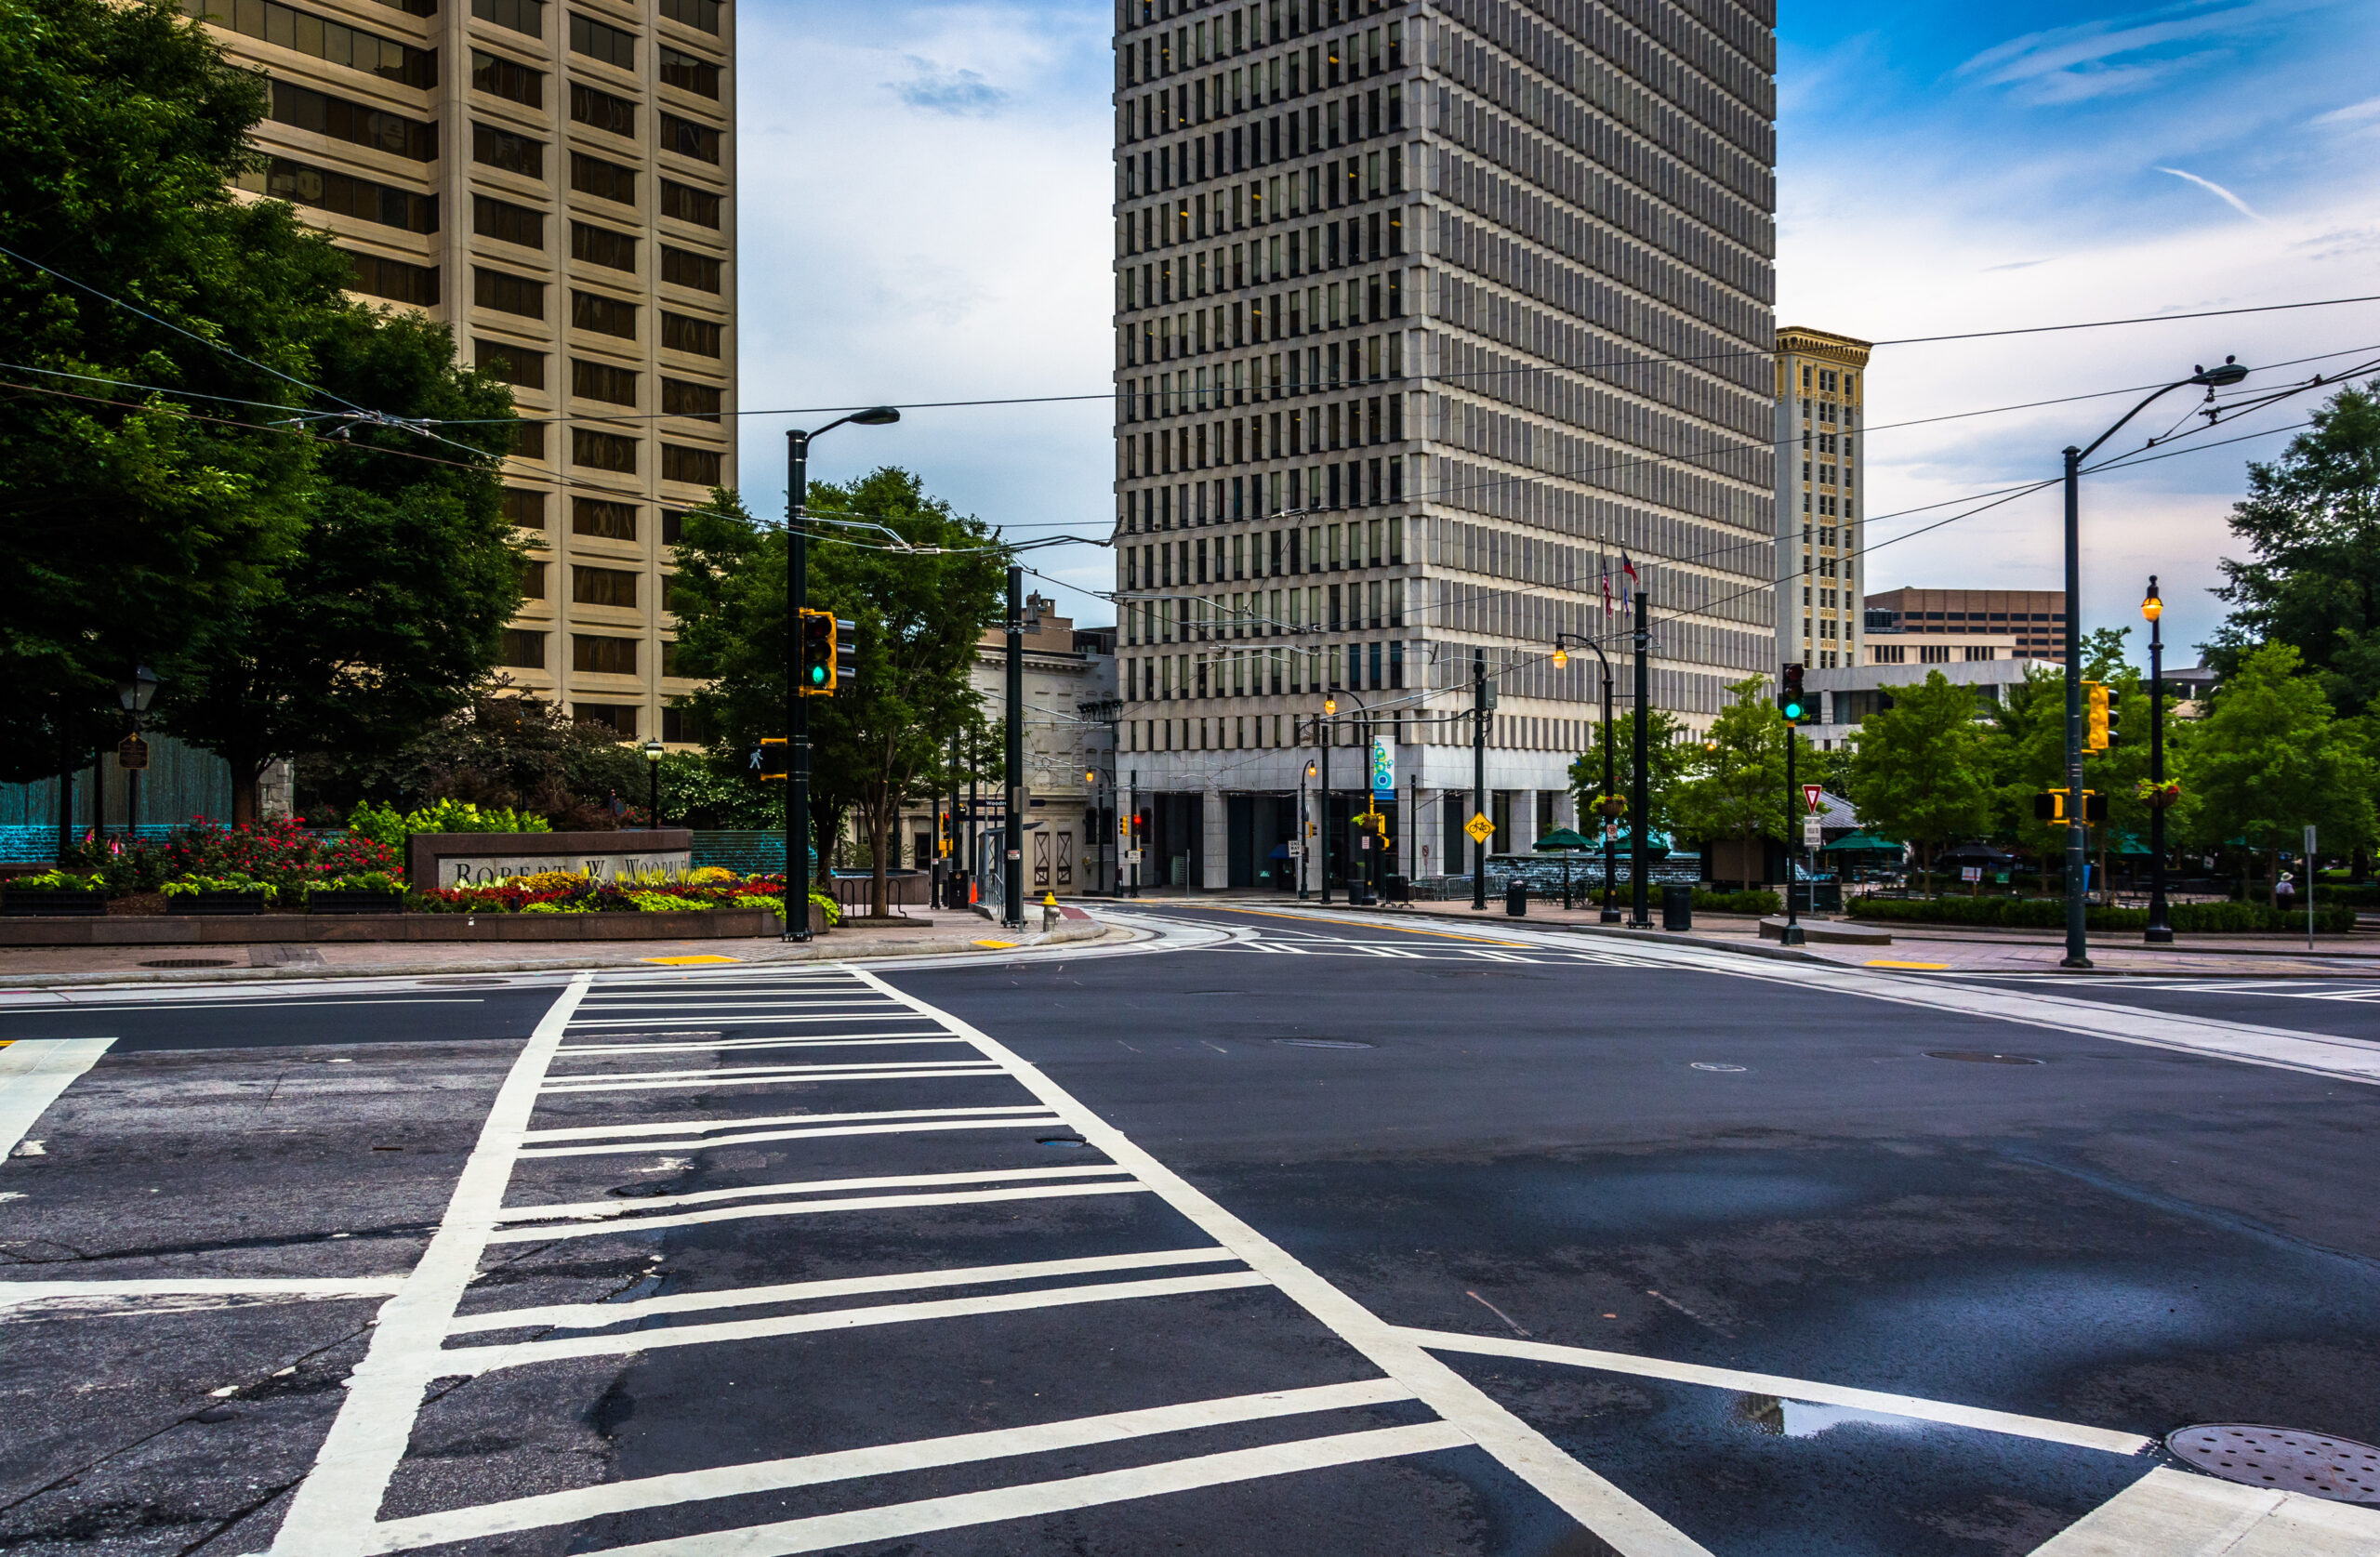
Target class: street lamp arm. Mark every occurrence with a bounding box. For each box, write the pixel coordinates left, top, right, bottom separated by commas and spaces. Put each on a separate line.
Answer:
2071, 359, 2245, 464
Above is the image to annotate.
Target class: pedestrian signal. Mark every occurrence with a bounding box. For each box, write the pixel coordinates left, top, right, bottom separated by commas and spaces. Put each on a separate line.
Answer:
751, 738, 788, 782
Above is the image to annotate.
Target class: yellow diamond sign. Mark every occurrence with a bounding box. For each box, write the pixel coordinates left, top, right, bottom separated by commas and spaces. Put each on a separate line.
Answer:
1464, 812, 1496, 844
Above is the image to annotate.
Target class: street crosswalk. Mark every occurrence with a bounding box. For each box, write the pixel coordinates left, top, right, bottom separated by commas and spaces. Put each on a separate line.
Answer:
259, 964, 1669, 1556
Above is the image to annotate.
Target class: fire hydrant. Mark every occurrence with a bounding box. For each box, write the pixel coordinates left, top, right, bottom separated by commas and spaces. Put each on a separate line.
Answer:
1042, 891, 1060, 932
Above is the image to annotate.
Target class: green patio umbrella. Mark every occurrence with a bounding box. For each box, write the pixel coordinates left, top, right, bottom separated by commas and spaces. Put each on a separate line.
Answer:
1534, 826, 1593, 908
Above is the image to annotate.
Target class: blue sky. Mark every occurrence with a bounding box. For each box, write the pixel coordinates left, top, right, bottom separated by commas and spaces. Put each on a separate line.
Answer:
734, 0, 2380, 666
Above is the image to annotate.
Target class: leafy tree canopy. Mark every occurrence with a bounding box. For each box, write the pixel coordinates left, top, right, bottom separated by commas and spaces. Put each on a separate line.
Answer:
1567, 706, 1693, 841
162, 309, 522, 818
1671, 676, 1807, 851
0, 0, 353, 780
2178, 641, 2375, 895
2206, 384, 2380, 713
1843, 670, 1996, 891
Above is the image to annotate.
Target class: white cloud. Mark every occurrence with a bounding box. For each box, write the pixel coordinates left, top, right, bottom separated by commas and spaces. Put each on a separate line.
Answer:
2311, 94, 2380, 126
2156, 165, 2266, 219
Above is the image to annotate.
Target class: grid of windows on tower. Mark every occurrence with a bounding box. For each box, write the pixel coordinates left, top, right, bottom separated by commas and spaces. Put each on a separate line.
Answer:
471, 0, 542, 38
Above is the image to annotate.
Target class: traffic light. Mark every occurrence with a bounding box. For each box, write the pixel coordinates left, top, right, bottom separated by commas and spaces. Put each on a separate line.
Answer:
798, 609, 835, 695
834, 616, 858, 690
1778, 662, 1808, 722
751, 737, 788, 782
2034, 789, 2066, 823
2084, 680, 2110, 751
2104, 691, 2122, 747
2084, 789, 2108, 822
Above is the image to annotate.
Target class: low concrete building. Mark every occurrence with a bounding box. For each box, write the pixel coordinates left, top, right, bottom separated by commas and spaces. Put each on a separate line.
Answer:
895, 595, 1116, 899
1803, 646, 2035, 751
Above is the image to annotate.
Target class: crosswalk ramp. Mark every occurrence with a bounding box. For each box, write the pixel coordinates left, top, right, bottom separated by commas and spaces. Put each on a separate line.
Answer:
261, 965, 1669, 1555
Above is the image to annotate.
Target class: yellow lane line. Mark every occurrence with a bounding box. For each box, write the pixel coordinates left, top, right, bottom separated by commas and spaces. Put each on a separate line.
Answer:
1866, 959, 1950, 970
1197, 904, 1533, 949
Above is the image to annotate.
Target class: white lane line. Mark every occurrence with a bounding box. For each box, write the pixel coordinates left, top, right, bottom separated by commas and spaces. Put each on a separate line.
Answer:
539, 1065, 1001, 1094
853, 967, 1716, 1557
0, 1276, 407, 1306
496, 1163, 1130, 1225
564, 1014, 932, 1028
553, 1036, 974, 1056
360, 1388, 1434, 1555
579, 1421, 1473, 1557
522, 1102, 1051, 1143
482, 1179, 1154, 1242
431, 1270, 1272, 1375
267, 973, 593, 1556
0, 1037, 115, 1156
1398, 1328, 2152, 1457
449, 1247, 1241, 1333
519, 1117, 1065, 1158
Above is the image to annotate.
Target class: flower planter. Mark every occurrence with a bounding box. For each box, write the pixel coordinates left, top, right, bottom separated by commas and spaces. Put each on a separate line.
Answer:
1, 889, 108, 917
308, 891, 407, 916
181, 891, 271, 917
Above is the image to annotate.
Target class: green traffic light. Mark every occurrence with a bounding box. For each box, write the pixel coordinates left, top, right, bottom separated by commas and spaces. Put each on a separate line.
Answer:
809, 665, 827, 685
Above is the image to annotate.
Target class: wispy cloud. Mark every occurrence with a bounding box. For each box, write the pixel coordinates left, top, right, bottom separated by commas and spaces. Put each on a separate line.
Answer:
2311, 94, 2380, 126
886, 57, 1009, 116
1953, 0, 2306, 104
2157, 165, 2265, 218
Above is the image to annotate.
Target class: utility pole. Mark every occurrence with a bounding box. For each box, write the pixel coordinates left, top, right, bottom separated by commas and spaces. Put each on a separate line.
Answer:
1472, 649, 1488, 912
784, 429, 812, 942
1631, 594, 1651, 928
1318, 714, 1333, 906
2061, 444, 2090, 969
945, 732, 960, 910
1126, 767, 1138, 898
1004, 565, 1025, 930
2143, 577, 2173, 944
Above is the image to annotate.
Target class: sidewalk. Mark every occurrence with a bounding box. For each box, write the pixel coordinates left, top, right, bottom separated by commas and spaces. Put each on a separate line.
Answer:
1344, 897, 2380, 978
0, 910, 1118, 990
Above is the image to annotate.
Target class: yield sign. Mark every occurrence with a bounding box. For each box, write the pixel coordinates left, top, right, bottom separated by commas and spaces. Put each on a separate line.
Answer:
1804, 784, 1825, 814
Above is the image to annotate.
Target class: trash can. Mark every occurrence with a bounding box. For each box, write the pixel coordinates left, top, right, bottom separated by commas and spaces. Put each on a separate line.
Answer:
1661, 883, 1694, 930
1505, 879, 1527, 917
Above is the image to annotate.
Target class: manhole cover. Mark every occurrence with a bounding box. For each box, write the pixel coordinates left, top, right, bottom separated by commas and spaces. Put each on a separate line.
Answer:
1925, 1050, 2044, 1065
1271, 1038, 1375, 1050
140, 957, 235, 969
607, 1183, 670, 1198
1036, 1134, 1092, 1149
2167, 1424, 2380, 1503
1690, 1062, 1748, 1073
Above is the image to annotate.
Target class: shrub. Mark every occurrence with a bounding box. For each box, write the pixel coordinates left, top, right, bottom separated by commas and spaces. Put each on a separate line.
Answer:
55, 819, 400, 895
346, 798, 550, 851
1693, 889, 1779, 916
160, 874, 276, 901
1848, 894, 2356, 935
10, 870, 106, 891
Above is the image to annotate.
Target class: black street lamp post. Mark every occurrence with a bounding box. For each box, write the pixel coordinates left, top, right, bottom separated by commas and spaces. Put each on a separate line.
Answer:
2143, 577, 2174, 944
115, 665, 158, 842
2057, 360, 2244, 968
642, 738, 664, 828
1552, 632, 1621, 924
784, 406, 900, 942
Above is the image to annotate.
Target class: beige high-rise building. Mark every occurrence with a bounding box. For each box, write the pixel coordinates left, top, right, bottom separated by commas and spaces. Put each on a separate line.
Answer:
187, 0, 738, 744
1774, 326, 1867, 670
1107, 0, 1778, 891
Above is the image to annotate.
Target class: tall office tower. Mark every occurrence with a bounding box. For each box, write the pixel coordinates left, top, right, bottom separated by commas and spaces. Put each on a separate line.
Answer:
1774, 326, 1868, 670
186, 0, 737, 744
1108, 0, 1777, 891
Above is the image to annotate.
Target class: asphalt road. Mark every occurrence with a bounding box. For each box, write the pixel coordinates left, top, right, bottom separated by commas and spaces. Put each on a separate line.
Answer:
1, 911, 2375, 1556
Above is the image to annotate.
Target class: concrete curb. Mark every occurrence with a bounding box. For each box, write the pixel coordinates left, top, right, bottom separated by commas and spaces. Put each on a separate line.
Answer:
0, 920, 1121, 991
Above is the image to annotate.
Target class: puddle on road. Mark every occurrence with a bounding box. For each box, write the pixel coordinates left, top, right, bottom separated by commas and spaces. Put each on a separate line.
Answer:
1734, 1392, 1923, 1438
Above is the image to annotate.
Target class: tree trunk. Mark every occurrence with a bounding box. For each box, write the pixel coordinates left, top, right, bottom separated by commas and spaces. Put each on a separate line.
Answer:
231, 762, 266, 825
2269, 848, 2281, 910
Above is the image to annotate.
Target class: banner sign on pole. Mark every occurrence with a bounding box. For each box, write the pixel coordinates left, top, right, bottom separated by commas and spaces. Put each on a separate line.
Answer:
1369, 738, 1395, 802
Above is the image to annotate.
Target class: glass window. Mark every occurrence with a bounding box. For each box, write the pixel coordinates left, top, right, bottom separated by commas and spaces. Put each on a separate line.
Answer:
567, 10, 634, 69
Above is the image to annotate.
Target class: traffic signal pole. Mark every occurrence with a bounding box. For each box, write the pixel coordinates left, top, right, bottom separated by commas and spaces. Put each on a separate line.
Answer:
1781, 711, 1805, 946
1472, 650, 1488, 912
1005, 565, 1025, 930
1631, 597, 1650, 928
785, 429, 812, 942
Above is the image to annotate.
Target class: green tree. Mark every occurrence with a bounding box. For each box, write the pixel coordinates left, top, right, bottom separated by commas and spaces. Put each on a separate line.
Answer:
160, 310, 522, 819
1671, 677, 1802, 885
295, 693, 649, 830
1843, 671, 1997, 892
2207, 385, 2380, 714
2180, 641, 2375, 903
1567, 706, 1693, 848
671, 471, 1005, 916
0, 0, 349, 784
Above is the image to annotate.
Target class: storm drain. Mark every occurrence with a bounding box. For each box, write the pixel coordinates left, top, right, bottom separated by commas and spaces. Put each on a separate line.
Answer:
140, 957, 234, 969
1925, 1050, 2043, 1065
1271, 1038, 1375, 1050
2166, 1424, 2380, 1502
